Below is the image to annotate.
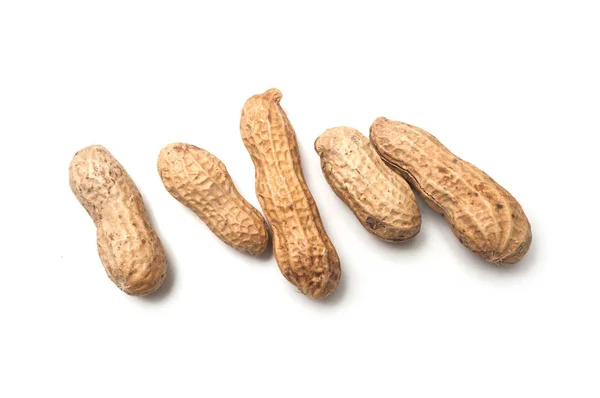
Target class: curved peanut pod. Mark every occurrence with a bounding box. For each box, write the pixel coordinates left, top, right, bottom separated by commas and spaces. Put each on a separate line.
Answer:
157, 143, 269, 256
69, 145, 167, 295
240, 88, 341, 298
315, 126, 421, 242
370, 117, 532, 265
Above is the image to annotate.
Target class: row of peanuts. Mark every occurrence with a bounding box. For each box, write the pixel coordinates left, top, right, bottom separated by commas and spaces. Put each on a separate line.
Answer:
69, 88, 532, 299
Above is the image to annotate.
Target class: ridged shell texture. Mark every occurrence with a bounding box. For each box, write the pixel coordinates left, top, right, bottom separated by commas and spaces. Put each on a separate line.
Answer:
315, 126, 421, 241
370, 117, 532, 264
240, 88, 341, 298
157, 143, 269, 256
69, 145, 167, 295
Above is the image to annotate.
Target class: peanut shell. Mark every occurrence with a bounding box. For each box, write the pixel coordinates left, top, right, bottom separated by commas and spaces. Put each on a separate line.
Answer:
240, 88, 341, 298
157, 143, 269, 256
315, 126, 421, 241
370, 117, 532, 264
69, 145, 167, 295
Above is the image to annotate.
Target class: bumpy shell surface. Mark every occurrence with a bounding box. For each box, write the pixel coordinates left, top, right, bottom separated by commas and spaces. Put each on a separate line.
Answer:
157, 143, 269, 256
240, 88, 341, 298
315, 126, 421, 241
370, 117, 531, 264
69, 145, 167, 295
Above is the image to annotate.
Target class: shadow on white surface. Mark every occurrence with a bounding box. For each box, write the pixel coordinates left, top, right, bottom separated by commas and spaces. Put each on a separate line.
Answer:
366, 227, 429, 255
468, 235, 537, 278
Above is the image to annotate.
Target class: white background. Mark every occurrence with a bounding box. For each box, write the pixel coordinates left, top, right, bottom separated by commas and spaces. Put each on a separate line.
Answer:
1, 1, 599, 397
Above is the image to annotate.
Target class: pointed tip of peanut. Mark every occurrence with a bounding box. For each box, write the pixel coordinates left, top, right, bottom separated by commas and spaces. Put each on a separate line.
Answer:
314, 135, 323, 156
261, 88, 282, 102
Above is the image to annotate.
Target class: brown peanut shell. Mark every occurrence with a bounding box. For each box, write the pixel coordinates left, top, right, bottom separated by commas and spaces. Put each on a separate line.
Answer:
240, 88, 341, 298
157, 143, 269, 256
370, 117, 532, 264
69, 145, 167, 295
315, 126, 421, 242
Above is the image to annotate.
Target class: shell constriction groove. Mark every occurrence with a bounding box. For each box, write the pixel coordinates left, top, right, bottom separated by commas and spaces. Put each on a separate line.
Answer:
370, 117, 532, 265
240, 88, 341, 298
157, 143, 269, 256
69, 145, 167, 295
315, 126, 421, 242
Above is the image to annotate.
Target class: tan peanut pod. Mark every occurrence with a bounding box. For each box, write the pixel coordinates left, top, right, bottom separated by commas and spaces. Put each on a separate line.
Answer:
157, 143, 269, 256
240, 88, 341, 298
69, 145, 167, 295
370, 117, 532, 265
314, 126, 421, 242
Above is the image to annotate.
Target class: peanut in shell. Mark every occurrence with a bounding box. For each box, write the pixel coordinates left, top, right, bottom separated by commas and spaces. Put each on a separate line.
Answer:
69, 145, 167, 295
315, 126, 421, 242
240, 88, 341, 298
157, 143, 269, 256
370, 117, 532, 264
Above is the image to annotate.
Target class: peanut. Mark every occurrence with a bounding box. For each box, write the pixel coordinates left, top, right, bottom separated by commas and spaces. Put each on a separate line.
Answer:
315, 126, 421, 241
157, 143, 269, 256
370, 117, 532, 264
240, 88, 341, 298
69, 145, 167, 295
